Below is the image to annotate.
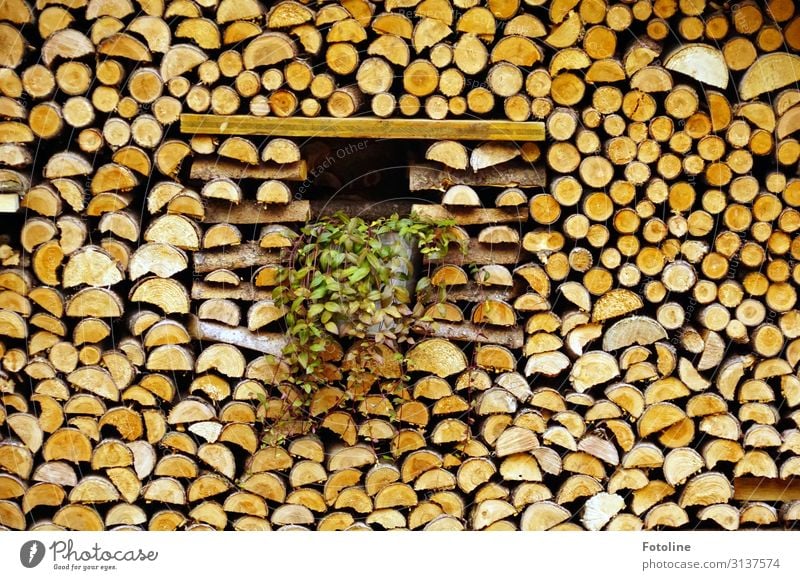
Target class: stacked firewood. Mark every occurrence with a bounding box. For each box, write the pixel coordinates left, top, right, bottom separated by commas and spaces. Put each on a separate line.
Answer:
3, 0, 800, 532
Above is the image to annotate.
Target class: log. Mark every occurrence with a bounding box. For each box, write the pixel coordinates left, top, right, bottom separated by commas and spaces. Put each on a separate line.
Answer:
409, 162, 546, 191
190, 158, 307, 181
202, 200, 311, 224
193, 242, 281, 273
191, 281, 273, 301
664, 43, 728, 89
412, 204, 528, 225
424, 239, 529, 266
413, 320, 523, 349
740, 53, 800, 101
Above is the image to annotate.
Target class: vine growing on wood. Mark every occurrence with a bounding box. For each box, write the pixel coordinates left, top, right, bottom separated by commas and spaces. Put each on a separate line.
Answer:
270, 212, 463, 405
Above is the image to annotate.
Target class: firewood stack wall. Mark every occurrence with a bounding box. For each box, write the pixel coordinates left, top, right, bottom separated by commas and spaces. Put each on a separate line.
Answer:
1, 0, 800, 531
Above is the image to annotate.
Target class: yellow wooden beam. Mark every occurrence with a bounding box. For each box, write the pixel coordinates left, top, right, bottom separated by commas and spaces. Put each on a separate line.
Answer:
181, 114, 545, 142
733, 477, 800, 501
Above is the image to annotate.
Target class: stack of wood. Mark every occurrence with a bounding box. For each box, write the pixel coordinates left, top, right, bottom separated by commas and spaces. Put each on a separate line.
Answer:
3, 0, 800, 532
121, 0, 564, 121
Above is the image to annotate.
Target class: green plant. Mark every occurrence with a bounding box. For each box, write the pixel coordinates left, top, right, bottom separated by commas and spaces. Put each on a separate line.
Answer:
271, 212, 462, 398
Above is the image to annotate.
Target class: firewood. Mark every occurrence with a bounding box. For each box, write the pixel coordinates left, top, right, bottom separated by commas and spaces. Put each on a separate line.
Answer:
63, 287, 123, 318
426, 140, 468, 170
643, 502, 689, 529
61, 246, 124, 289
518, 501, 569, 531
200, 200, 310, 226
579, 492, 624, 531
69, 475, 120, 504
323, 86, 360, 118
20, 481, 65, 516
128, 243, 188, 281
210, 85, 241, 115
129, 277, 190, 315
2, 0, 800, 531
739, 52, 800, 101
52, 504, 104, 531
663, 43, 728, 89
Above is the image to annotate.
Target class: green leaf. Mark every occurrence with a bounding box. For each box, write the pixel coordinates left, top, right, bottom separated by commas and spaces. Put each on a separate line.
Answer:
349, 264, 370, 283
366, 253, 382, 271
309, 286, 327, 301
270, 212, 458, 419
394, 287, 410, 303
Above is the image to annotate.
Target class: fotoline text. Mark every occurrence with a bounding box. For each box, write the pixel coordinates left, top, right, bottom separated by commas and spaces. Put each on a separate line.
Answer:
643, 542, 692, 552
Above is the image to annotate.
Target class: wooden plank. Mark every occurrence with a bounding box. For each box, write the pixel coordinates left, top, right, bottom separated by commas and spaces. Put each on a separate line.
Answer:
193, 242, 282, 273
412, 204, 527, 226
190, 158, 307, 181
409, 161, 545, 191
431, 282, 523, 303
311, 196, 415, 221
188, 316, 287, 355
733, 477, 800, 502
425, 239, 529, 265
205, 198, 416, 225
413, 320, 523, 349
203, 200, 311, 224
191, 281, 273, 301
201, 198, 526, 228
181, 114, 545, 142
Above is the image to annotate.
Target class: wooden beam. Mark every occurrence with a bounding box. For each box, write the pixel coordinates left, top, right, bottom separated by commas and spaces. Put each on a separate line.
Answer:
190, 158, 307, 181
206, 197, 419, 226
203, 200, 311, 224
191, 281, 273, 301
193, 242, 282, 273
188, 316, 287, 355
733, 477, 800, 502
422, 282, 523, 304
412, 204, 527, 225
413, 320, 523, 349
182, 115, 545, 142
311, 195, 415, 221
409, 161, 545, 191
425, 239, 529, 265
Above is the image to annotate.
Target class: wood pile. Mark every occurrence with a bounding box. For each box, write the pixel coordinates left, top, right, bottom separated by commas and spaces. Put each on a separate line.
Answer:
2, 0, 800, 532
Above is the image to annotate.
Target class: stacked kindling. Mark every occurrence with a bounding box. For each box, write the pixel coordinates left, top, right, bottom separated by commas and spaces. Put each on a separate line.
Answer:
3, 0, 800, 532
